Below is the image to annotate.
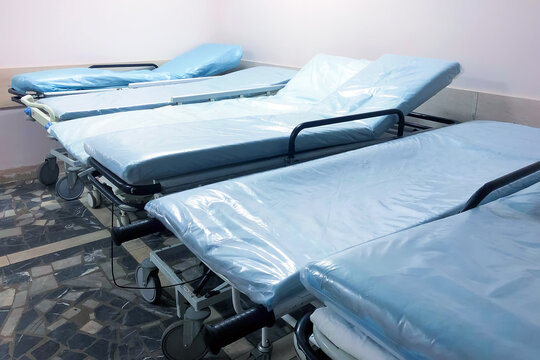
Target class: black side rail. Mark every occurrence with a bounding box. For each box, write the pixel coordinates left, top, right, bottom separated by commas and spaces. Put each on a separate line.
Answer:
408, 112, 459, 125
295, 310, 331, 360
203, 305, 275, 354
88, 157, 161, 196
288, 109, 405, 159
89, 63, 158, 70
461, 161, 540, 212
111, 218, 166, 246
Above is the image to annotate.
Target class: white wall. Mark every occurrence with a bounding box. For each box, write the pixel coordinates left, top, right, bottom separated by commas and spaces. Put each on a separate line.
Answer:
209, 0, 540, 100
0, 0, 215, 68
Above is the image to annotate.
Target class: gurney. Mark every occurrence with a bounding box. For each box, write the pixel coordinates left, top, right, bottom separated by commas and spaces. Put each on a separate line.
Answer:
298, 178, 540, 360
83, 54, 460, 224
20, 65, 297, 124
36, 64, 299, 198
9, 43, 242, 101
111, 121, 540, 359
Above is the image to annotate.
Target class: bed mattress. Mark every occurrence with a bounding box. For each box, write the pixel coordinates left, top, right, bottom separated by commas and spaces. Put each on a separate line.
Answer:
302, 181, 540, 360
49, 54, 370, 163
144, 121, 540, 310
84, 54, 460, 184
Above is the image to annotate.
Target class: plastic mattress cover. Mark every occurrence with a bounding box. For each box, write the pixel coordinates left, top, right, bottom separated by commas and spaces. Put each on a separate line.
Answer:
49, 54, 371, 163
301, 181, 540, 360
144, 121, 540, 310
310, 307, 397, 360
37, 66, 297, 121
84, 54, 460, 184
11, 43, 242, 93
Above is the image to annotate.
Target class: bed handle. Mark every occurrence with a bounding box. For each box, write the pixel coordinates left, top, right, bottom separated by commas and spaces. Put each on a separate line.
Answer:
287, 108, 405, 159
203, 305, 275, 354
89, 63, 158, 70
461, 161, 540, 212
111, 218, 166, 246
20, 95, 56, 126
88, 157, 161, 196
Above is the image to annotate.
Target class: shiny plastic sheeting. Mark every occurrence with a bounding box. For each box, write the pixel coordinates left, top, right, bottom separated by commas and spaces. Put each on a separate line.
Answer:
301, 182, 540, 360
50, 54, 370, 163
84, 55, 460, 184
11, 44, 242, 93
38, 66, 297, 121
145, 121, 540, 310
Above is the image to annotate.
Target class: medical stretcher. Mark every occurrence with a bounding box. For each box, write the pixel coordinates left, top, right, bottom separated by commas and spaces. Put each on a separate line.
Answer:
297, 166, 540, 360
8, 43, 242, 102
111, 121, 540, 359
83, 54, 461, 224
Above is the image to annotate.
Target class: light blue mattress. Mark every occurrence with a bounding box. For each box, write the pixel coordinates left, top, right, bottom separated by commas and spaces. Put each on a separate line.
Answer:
49, 54, 372, 163
144, 121, 540, 310
37, 66, 297, 121
84, 54, 460, 185
11, 43, 242, 93
301, 181, 540, 360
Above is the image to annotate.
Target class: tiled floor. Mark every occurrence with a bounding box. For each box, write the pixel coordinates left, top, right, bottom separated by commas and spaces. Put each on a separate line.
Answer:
0, 180, 299, 360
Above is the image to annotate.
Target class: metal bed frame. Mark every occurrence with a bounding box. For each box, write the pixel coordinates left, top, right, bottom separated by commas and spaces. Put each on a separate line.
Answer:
293, 161, 540, 360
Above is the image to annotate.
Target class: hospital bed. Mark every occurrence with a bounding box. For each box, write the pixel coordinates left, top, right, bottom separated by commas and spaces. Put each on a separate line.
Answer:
41, 54, 370, 200
20, 66, 296, 124
110, 120, 540, 359
8, 43, 242, 103
82, 54, 461, 225
34, 65, 298, 196
297, 173, 540, 360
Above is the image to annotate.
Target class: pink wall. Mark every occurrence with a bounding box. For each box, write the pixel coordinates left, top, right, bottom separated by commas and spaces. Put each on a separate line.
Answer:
209, 0, 540, 100
0, 0, 215, 68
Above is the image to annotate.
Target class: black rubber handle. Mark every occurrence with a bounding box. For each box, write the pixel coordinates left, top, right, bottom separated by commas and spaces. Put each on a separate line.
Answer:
110, 218, 166, 246
204, 305, 275, 354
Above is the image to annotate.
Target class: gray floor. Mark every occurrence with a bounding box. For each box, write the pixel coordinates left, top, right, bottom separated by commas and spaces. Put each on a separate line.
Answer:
0, 179, 299, 360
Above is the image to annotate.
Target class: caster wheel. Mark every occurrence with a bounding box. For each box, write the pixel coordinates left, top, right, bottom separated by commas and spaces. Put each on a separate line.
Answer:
87, 190, 102, 209
135, 265, 161, 304
37, 159, 59, 185
161, 321, 208, 360
115, 214, 131, 227
55, 175, 84, 201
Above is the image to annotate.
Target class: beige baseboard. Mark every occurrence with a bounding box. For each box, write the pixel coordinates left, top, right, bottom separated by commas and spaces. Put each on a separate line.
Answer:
0, 164, 40, 184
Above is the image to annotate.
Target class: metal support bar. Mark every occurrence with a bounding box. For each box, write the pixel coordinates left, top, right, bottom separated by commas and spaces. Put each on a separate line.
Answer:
461, 161, 540, 212
288, 109, 405, 159
170, 84, 284, 105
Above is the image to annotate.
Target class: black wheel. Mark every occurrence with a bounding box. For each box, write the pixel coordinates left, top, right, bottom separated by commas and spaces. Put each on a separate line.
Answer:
55, 175, 84, 201
161, 321, 208, 360
135, 265, 161, 304
37, 160, 59, 185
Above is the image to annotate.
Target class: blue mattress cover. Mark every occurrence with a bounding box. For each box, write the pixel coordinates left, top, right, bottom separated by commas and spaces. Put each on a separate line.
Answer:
49, 54, 370, 163
144, 121, 540, 310
11, 44, 242, 93
37, 66, 297, 121
301, 182, 540, 360
84, 55, 460, 185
